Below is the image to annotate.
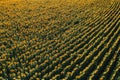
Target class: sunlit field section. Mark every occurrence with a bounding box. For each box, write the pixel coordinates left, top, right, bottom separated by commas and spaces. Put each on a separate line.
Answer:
0, 0, 120, 80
